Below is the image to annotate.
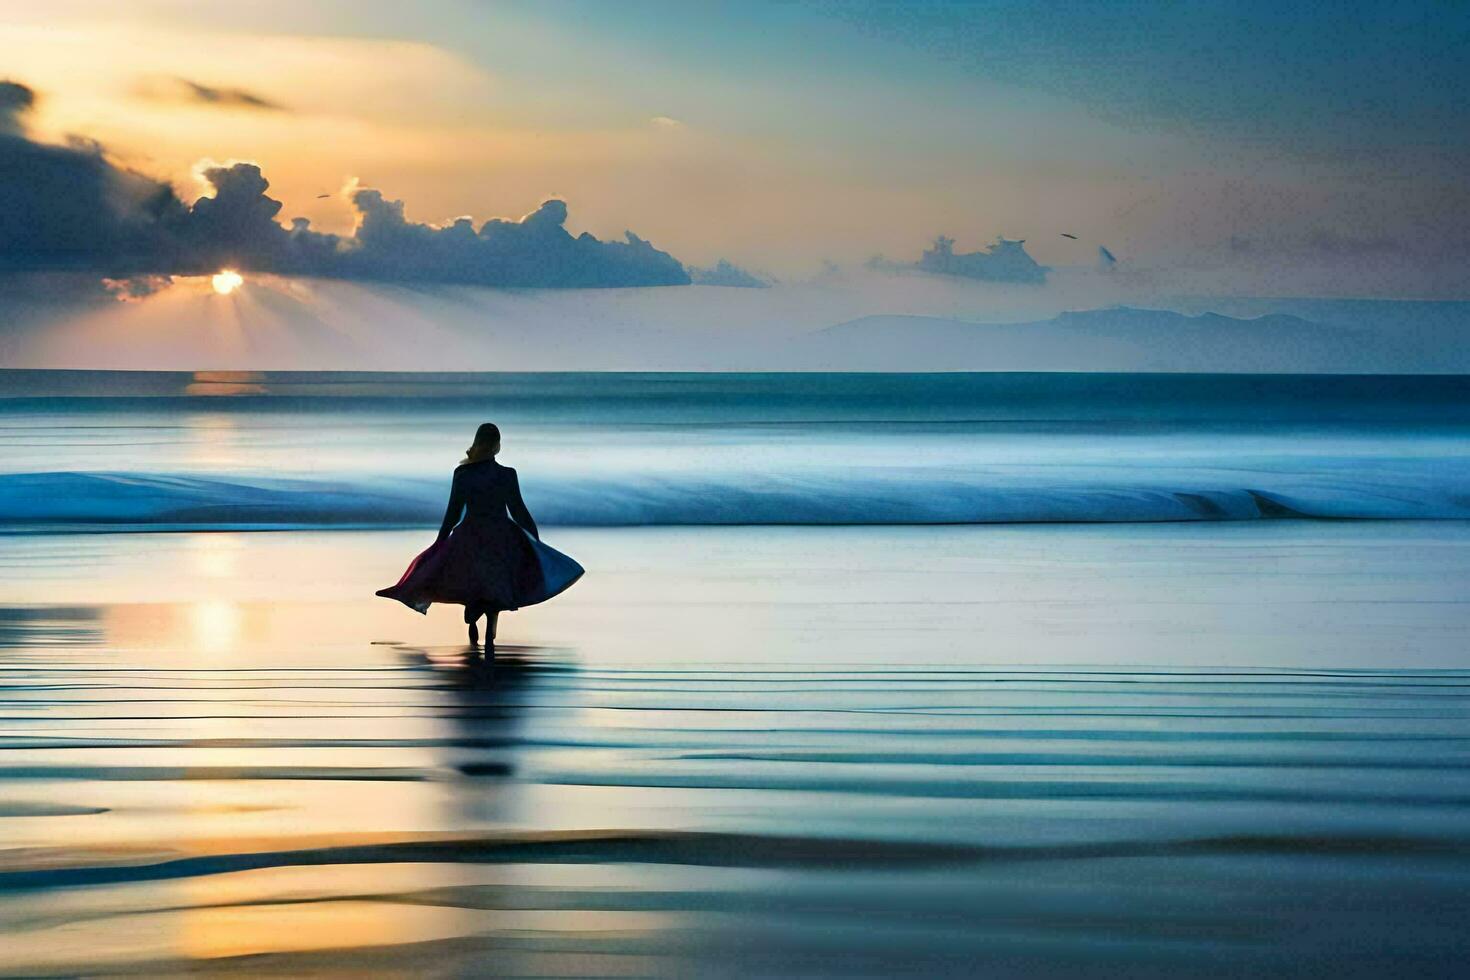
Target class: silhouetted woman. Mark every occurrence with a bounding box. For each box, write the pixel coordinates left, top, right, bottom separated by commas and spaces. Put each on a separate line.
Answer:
377, 423, 583, 651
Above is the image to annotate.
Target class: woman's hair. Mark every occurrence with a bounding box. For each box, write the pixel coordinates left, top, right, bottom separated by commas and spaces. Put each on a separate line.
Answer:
462, 422, 501, 464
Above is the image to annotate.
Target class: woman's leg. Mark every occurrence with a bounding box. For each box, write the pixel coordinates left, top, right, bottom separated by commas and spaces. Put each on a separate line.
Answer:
481, 610, 499, 655
464, 603, 484, 647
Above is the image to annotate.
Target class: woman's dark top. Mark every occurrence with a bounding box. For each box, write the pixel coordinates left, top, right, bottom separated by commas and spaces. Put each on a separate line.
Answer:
438, 459, 539, 541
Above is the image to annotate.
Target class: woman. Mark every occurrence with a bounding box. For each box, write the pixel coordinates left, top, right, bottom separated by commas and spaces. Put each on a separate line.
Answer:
376, 423, 583, 650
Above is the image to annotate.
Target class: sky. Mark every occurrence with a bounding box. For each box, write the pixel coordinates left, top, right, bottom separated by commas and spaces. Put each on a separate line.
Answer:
1, 0, 1468, 374
3, 1, 1467, 282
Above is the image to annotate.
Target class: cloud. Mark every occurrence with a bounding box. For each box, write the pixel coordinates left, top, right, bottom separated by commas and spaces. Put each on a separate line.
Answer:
138, 76, 287, 111
339, 190, 688, 287
0, 80, 34, 136
865, 236, 1050, 284
101, 275, 173, 302
917, 236, 1048, 284
0, 82, 193, 274
0, 81, 689, 288
687, 259, 769, 287
650, 116, 683, 128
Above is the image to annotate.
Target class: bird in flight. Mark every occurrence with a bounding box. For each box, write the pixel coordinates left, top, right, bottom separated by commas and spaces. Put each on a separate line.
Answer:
1060, 233, 1078, 240
316, 193, 331, 199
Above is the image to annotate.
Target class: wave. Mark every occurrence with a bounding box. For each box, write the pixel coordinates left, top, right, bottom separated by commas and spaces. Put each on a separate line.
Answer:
1, 467, 1468, 531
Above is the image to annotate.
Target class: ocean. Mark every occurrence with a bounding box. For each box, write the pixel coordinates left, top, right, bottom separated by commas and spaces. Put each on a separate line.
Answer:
1, 370, 1468, 975
3, 370, 1470, 530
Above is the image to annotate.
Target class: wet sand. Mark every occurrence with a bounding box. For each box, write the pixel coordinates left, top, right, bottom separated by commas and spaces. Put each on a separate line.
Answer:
2, 525, 1470, 976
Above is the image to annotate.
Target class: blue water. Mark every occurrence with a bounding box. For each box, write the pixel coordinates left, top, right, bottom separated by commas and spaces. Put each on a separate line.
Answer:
1, 371, 1467, 530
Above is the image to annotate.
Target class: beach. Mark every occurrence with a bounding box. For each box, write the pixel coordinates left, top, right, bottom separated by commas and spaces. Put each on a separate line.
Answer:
4, 4, 1468, 972
3, 523, 1470, 976
4, 2, 1469, 972
1, 372, 1469, 975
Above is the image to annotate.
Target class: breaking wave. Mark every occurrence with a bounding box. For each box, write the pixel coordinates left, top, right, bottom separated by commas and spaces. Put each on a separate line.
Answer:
2, 467, 1467, 531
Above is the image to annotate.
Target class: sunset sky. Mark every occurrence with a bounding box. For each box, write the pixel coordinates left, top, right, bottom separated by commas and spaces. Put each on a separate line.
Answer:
4, 0, 1466, 293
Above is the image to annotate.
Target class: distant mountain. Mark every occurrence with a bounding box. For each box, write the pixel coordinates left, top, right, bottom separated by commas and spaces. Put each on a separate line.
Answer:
795, 306, 1466, 373
1046, 307, 1316, 331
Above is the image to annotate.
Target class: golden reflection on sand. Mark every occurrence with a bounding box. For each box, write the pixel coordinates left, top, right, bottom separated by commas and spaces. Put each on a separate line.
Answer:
177, 900, 476, 961
187, 599, 242, 656
102, 602, 284, 658
0, 899, 667, 972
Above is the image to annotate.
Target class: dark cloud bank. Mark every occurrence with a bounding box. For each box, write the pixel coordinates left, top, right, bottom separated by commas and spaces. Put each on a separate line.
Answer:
0, 81, 689, 288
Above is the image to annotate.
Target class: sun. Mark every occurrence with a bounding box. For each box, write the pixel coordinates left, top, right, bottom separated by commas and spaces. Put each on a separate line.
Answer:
211, 269, 244, 295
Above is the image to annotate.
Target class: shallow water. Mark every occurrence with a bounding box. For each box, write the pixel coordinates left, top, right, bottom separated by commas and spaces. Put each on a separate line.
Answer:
2, 524, 1469, 976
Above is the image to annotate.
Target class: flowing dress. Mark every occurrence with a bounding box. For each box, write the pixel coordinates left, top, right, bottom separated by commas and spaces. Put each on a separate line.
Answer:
376, 460, 582, 614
